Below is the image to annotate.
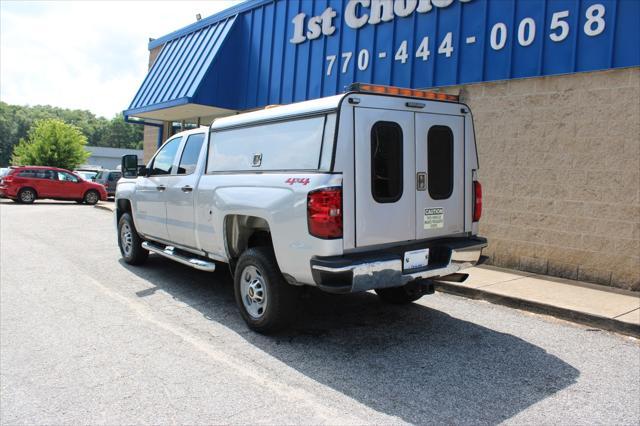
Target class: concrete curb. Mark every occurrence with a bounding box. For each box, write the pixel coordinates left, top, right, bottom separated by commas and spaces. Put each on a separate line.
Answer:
94, 204, 115, 213
435, 281, 640, 338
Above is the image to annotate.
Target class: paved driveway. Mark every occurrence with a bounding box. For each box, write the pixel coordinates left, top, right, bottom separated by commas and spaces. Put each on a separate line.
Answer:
1, 200, 639, 424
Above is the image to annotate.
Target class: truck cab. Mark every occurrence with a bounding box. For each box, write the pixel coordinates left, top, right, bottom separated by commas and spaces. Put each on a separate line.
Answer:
116, 84, 486, 333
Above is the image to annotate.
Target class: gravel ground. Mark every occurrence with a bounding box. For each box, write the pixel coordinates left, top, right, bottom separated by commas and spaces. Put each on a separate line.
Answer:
1, 199, 639, 425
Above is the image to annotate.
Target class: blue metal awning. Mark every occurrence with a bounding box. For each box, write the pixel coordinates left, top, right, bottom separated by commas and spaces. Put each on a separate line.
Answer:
124, 15, 237, 119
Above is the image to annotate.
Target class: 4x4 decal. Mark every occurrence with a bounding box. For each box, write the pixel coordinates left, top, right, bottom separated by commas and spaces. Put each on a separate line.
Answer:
285, 177, 310, 186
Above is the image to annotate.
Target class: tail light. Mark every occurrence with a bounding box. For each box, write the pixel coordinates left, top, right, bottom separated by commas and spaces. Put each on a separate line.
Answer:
473, 180, 482, 222
307, 187, 343, 239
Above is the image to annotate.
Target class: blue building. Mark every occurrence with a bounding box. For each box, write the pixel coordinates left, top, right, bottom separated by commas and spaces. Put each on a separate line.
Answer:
126, 0, 640, 290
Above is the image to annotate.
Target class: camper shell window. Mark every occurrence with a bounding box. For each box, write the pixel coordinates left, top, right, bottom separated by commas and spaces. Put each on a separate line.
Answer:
207, 116, 329, 172
427, 125, 454, 200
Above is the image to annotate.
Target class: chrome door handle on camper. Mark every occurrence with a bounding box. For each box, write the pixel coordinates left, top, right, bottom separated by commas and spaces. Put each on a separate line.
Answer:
181, 185, 193, 193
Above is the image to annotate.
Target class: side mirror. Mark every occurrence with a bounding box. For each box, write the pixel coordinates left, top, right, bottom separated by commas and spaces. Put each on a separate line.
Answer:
122, 155, 139, 178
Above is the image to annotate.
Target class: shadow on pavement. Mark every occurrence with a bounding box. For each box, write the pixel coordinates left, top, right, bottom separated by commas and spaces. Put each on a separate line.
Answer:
121, 255, 579, 424
0, 199, 83, 206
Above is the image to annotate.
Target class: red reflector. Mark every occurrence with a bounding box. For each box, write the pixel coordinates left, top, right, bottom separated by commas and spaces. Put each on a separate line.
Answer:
473, 181, 482, 222
307, 187, 343, 239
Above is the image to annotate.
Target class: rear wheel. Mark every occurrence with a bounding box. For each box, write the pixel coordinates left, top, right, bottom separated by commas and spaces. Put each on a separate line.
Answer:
18, 188, 36, 204
234, 247, 298, 333
118, 213, 148, 265
375, 280, 434, 304
83, 190, 99, 205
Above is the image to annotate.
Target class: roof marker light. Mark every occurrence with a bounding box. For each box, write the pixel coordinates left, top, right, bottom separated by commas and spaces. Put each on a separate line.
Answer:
347, 83, 459, 102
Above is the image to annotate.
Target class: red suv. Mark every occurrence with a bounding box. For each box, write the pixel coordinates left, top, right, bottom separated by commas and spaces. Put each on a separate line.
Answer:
0, 166, 108, 204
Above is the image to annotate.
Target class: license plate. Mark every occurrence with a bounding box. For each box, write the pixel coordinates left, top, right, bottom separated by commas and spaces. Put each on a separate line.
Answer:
404, 248, 429, 270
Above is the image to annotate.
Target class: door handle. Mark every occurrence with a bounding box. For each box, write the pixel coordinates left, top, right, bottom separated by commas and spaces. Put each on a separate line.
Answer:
156, 185, 166, 191
417, 172, 427, 191
181, 185, 193, 193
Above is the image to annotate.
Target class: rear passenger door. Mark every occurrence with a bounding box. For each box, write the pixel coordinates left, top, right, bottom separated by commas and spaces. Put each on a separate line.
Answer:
165, 132, 206, 249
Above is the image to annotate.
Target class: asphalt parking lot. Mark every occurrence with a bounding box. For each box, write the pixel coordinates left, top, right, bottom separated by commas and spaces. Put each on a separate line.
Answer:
1, 200, 639, 425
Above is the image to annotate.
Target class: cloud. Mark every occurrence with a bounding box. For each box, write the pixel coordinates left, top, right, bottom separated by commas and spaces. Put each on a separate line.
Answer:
0, 0, 240, 118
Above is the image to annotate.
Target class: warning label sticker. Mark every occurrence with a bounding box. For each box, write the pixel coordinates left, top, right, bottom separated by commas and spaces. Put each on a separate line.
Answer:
424, 207, 444, 229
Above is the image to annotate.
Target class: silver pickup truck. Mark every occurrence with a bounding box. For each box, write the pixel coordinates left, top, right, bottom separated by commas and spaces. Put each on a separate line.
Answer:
116, 84, 486, 333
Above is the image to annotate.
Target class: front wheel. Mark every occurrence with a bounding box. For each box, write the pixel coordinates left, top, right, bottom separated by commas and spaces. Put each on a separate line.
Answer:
234, 247, 298, 333
118, 213, 148, 265
83, 190, 99, 205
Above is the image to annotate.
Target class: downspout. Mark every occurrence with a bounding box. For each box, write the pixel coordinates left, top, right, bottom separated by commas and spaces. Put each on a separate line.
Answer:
124, 116, 164, 148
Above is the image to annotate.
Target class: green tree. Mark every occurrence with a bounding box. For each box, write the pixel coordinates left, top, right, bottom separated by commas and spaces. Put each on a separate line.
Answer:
0, 103, 144, 166
98, 114, 144, 149
11, 119, 90, 170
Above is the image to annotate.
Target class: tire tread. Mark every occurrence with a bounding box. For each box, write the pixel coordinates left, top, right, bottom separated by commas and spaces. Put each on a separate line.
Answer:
234, 247, 297, 333
118, 213, 148, 265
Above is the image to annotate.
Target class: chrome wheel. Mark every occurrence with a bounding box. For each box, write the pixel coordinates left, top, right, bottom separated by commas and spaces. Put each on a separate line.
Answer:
240, 265, 267, 319
120, 222, 133, 257
20, 189, 34, 203
85, 191, 98, 204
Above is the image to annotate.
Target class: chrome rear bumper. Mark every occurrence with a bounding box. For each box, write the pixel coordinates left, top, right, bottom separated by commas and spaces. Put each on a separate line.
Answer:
310, 236, 487, 293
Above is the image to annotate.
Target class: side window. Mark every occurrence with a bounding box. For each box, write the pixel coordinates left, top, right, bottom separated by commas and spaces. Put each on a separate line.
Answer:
37, 170, 55, 180
371, 121, 403, 203
149, 137, 181, 176
18, 170, 36, 178
177, 133, 205, 175
108, 172, 121, 181
427, 126, 454, 200
57, 171, 78, 182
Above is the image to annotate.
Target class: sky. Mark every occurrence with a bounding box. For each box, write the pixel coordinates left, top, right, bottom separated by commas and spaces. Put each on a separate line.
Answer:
0, 0, 241, 118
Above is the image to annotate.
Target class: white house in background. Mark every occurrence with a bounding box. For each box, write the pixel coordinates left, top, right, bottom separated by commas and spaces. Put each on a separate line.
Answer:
82, 146, 144, 170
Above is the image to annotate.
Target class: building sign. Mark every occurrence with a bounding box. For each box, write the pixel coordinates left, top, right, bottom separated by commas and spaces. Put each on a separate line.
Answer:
284, 0, 638, 90
291, 0, 473, 44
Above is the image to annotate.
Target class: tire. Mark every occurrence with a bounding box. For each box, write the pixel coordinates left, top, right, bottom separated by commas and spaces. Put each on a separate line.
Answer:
118, 213, 148, 265
17, 188, 36, 204
83, 190, 100, 205
375, 280, 433, 304
234, 247, 298, 333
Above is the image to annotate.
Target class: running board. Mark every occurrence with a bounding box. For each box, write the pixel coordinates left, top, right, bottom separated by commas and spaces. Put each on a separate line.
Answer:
142, 241, 216, 272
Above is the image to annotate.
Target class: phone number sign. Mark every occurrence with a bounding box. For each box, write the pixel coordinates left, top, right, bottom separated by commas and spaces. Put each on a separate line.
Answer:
285, 0, 639, 90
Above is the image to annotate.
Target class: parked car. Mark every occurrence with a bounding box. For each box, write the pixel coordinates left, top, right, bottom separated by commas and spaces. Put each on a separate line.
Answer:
75, 170, 99, 182
94, 170, 122, 197
116, 84, 486, 333
0, 166, 108, 204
